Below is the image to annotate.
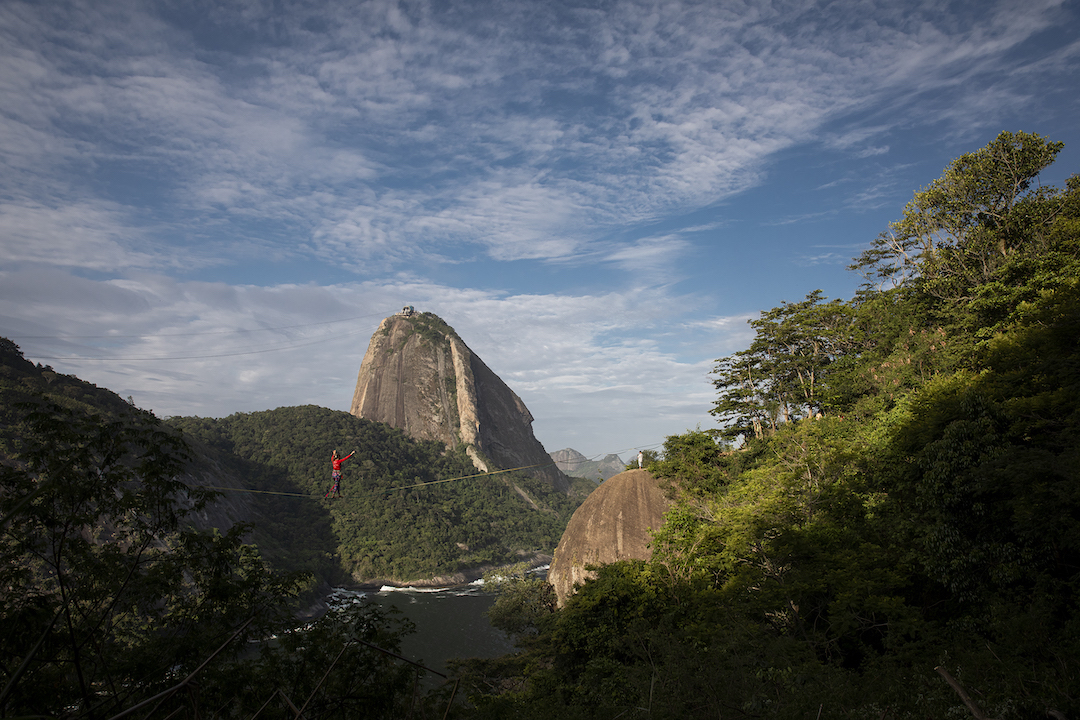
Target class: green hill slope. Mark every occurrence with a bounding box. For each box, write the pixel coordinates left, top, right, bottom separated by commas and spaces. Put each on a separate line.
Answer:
169, 406, 587, 583
0, 339, 588, 587
0, 337, 142, 426
0, 340, 320, 583
0, 339, 429, 718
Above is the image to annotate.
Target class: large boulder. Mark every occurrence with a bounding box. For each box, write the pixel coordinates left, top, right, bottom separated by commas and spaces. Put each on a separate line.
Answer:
548, 468, 670, 606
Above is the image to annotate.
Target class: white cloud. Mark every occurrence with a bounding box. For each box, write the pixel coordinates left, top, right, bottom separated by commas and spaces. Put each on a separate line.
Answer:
4, 0, 1068, 275
0, 202, 159, 270
2, 0, 1075, 457
1, 271, 726, 456
8, 274, 708, 455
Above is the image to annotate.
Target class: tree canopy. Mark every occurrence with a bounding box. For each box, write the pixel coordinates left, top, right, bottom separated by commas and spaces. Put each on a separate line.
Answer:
0, 350, 312, 717
452, 131, 1080, 719
169, 406, 583, 584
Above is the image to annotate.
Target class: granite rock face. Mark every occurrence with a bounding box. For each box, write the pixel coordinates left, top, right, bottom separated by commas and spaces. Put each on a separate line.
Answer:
350, 311, 569, 490
547, 468, 670, 606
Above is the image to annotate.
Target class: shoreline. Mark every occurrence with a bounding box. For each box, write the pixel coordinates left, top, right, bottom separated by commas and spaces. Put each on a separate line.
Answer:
298, 555, 551, 618
350, 554, 552, 591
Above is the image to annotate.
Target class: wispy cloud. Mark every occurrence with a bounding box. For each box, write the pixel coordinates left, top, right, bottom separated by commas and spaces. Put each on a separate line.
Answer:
4, 0, 1067, 273
2, 0, 1075, 456
605, 234, 691, 274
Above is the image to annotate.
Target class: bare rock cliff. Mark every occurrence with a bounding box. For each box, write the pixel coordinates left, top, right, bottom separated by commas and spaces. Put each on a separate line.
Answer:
350, 311, 569, 490
547, 468, 670, 606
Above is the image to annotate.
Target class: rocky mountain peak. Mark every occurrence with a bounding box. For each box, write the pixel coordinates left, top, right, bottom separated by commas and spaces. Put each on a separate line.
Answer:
349, 311, 569, 490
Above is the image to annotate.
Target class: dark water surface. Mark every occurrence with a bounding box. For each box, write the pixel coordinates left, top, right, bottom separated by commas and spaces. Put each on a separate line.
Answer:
359, 584, 515, 678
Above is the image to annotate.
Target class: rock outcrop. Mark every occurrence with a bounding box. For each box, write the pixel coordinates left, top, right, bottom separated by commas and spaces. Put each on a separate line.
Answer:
350, 311, 569, 490
547, 468, 670, 606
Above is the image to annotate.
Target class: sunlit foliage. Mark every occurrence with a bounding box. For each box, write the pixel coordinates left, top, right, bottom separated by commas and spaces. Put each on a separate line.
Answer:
451, 132, 1080, 719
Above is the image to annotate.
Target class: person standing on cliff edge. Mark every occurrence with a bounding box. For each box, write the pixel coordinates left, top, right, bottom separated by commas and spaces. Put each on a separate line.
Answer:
327, 449, 355, 498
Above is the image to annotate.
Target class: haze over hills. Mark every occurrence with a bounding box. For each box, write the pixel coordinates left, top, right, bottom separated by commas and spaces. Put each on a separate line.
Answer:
549, 448, 626, 482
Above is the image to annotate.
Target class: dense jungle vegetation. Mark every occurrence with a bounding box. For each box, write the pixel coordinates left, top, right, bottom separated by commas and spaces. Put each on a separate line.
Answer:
0, 342, 432, 718
169, 406, 583, 583
0, 340, 578, 718
454, 132, 1080, 719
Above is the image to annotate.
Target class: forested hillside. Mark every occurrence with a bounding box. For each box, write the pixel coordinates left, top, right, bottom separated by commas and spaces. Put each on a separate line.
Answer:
169, 407, 585, 583
0, 338, 581, 718
0, 340, 355, 717
0, 337, 145, 426
457, 132, 1080, 719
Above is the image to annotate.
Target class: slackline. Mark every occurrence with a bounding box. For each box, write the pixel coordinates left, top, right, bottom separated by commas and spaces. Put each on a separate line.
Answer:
190, 462, 556, 499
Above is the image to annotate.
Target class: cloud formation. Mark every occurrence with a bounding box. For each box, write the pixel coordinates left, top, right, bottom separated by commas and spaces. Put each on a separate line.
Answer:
2, 0, 1078, 456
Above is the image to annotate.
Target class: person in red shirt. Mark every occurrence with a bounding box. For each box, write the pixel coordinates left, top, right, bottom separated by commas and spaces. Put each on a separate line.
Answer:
327, 449, 355, 498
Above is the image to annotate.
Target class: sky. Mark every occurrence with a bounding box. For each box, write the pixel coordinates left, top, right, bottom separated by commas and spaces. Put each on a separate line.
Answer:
1, 0, 1078, 461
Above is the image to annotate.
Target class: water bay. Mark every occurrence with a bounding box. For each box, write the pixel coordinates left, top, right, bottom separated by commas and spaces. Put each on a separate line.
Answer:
340, 583, 515, 680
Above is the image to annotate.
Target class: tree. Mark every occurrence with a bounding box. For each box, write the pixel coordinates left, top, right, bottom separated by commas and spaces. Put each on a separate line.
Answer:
648, 430, 729, 495
711, 290, 852, 441
208, 603, 419, 720
0, 398, 305, 718
483, 563, 556, 642
851, 130, 1064, 294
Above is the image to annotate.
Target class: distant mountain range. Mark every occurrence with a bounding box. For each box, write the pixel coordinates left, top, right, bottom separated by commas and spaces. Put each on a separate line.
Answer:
549, 448, 626, 482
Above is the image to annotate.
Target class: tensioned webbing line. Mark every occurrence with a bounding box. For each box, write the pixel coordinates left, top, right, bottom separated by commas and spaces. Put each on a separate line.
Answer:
190, 461, 558, 499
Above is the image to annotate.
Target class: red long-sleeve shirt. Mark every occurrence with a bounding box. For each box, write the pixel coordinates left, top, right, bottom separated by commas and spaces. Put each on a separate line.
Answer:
331, 451, 355, 472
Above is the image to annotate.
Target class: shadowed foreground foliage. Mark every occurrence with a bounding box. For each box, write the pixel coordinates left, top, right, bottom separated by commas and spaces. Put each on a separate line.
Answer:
450, 132, 1080, 719
0, 345, 541, 719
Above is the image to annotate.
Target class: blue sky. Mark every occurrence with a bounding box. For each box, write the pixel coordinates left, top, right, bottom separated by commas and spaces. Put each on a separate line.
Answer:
2, 0, 1078, 461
